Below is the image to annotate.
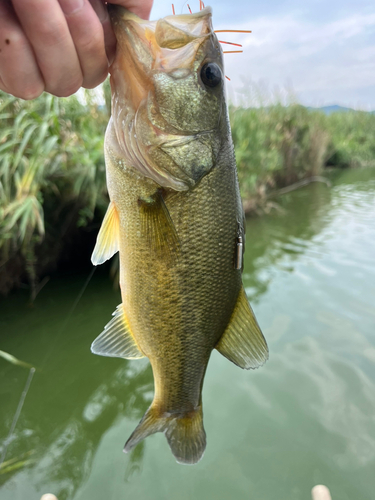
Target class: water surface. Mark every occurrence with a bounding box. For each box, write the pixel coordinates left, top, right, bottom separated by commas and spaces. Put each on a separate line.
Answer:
1, 168, 375, 500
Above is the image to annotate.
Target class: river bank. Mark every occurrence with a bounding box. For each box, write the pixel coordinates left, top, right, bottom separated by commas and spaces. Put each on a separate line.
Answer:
1, 89, 374, 296
230, 103, 375, 213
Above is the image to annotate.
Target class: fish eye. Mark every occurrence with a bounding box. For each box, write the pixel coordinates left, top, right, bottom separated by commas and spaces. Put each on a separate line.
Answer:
200, 63, 222, 88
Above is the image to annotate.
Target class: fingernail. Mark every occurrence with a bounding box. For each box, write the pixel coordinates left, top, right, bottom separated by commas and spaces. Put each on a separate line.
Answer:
60, 0, 85, 15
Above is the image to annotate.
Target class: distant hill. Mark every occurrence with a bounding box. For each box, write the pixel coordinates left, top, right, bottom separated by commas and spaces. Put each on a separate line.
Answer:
307, 105, 374, 114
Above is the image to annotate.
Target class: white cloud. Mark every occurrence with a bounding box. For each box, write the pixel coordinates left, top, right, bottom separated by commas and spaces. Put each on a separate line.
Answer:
220, 12, 375, 108
148, 0, 375, 108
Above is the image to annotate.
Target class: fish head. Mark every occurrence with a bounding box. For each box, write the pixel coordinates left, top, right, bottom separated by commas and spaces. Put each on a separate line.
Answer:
108, 6, 229, 191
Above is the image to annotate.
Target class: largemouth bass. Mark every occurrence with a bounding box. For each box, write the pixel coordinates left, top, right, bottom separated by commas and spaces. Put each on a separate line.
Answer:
91, 5, 268, 465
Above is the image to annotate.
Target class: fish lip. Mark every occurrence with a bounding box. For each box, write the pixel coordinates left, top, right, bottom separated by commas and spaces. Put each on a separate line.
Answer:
109, 4, 214, 75
108, 4, 213, 48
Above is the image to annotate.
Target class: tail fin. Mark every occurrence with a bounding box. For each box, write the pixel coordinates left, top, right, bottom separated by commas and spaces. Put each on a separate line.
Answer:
164, 407, 206, 465
124, 404, 206, 465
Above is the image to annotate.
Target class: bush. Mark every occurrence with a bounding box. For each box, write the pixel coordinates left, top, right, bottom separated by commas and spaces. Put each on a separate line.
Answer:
0, 90, 109, 296
230, 104, 330, 205
325, 111, 375, 168
230, 103, 375, 210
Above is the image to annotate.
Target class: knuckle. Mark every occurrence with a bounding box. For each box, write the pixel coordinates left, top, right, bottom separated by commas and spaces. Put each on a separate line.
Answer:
20, 84, 45, 100
0, 78, 44, 101
50, 77, 83, 97
83, 67, 108, 90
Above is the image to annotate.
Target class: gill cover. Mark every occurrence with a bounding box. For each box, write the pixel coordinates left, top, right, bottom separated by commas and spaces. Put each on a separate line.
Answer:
107, 6, 225, 191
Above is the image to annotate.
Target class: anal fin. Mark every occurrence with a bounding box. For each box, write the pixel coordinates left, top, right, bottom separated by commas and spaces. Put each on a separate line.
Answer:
91, 304, 145, 359
216, 287, 268, 369
91, 201, 120, 266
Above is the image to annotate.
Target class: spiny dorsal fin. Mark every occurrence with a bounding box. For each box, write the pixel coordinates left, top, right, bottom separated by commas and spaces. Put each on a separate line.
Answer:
216, 287, 268, 369
139, 190, 180, 262
91, 201, 120, 266
91, 304, 145, 359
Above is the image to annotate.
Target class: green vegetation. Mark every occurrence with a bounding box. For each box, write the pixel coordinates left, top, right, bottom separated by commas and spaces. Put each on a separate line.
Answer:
230, 104, 375, 210
1, 88, 374, 296
0, 90, 108, 297
325, 110, 375, 169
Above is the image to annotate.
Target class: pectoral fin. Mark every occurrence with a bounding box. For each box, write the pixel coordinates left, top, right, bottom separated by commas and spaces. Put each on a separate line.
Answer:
216, 287, 268, 369
91, 304, 145, 359
91, 201, 120, 266
139, 190, 180, 262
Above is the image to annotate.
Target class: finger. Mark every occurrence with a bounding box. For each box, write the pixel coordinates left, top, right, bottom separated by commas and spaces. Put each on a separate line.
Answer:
89, 0, 117, 64
109, 0, 153, 20
59, 0, 108, 89
98, 0, 153, 63
0, 1, 44, 99
12, 0, 83, 97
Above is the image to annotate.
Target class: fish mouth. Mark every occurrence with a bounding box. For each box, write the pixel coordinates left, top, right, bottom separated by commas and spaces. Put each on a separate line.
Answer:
109, 5, 213, 51
107, 5, 222, 191
108, 6, 214, 99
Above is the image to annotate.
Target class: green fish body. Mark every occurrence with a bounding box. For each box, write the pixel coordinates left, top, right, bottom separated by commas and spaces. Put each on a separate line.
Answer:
91, 6, 268, 464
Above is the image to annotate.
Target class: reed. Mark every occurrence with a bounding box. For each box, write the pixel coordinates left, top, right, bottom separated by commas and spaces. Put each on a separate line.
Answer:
0, 90, 108, 296
230, 103, 375, 211
1, 87, 374, 295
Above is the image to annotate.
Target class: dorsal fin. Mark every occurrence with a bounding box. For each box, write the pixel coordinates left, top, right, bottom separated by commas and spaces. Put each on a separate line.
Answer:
216, 287, 268, 369
91, 201, 120, 266
91, 304, 145, 359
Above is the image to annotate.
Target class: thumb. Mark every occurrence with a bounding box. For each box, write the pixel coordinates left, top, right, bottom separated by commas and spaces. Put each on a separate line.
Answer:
97, 0, 153, 63
108, 0, 153, 20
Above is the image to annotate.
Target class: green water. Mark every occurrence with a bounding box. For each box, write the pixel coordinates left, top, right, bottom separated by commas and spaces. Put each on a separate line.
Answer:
1, 168, 375, 500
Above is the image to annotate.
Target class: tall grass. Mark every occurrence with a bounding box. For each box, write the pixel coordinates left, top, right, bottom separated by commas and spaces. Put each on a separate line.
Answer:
0, 90, 108, 297
325, 111, 375, 168
230, 104, 375, 210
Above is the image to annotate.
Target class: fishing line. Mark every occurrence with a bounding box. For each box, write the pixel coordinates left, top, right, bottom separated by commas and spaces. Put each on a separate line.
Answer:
0, 266, 96, 468
180, 1, 189, 14
40, 266, 96, 370
0, 367, 35, 466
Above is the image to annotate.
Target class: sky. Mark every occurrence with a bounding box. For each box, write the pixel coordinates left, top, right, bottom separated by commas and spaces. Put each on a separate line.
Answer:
150, 0, 375, 110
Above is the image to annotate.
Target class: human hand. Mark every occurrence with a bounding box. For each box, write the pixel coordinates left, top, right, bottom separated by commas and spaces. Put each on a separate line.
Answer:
0, 0, 153, 100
